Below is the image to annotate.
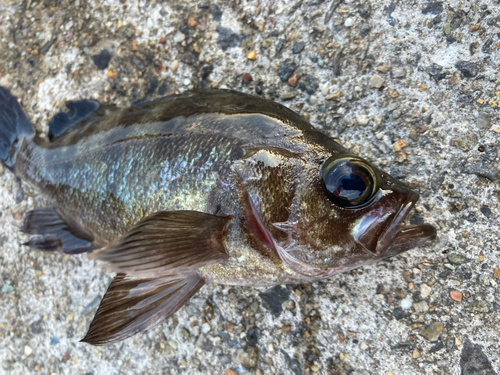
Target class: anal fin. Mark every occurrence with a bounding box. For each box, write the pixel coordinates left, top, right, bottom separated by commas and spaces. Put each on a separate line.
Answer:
81, 272, 204, 345
21, 207, 94, 254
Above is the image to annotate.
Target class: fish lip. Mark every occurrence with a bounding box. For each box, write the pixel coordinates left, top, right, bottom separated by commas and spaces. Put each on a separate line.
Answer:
386, 223, 437, 256
376, 190, 436, 255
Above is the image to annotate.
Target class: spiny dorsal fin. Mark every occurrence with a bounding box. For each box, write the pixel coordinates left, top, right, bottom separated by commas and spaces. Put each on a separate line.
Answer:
48, 98, 117, 141
48, 100, 101, 140
90, 210, 231, 277
21, 207, 94, 254
81, 273, 204, 345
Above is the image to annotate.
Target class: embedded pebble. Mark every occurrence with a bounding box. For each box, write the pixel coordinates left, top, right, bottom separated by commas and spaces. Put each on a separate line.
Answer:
292, 42, 305, 54
201, 323, 211, 334
450, 290, 462, 302
369, 74, 385, 88
170, 60, 179, 72
281, 89, 298, 100
394, 140, 406, 152
420, 284, 432, 299
24, 346, 33, 356
242, 73, 253, 84
356, 115, 370, 126
1, 284, 14, 293
448, 253, 469, 265
247, 51, 257, 60
401, 299, 412, 309
413, 301, 429, 313
420, 322, 444, 342
493, 268, 500, 279
412, 348, 420, 358
455, 61, 479, 78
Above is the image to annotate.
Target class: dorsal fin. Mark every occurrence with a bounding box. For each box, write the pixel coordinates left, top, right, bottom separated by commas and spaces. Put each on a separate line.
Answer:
48, 100, 109, 140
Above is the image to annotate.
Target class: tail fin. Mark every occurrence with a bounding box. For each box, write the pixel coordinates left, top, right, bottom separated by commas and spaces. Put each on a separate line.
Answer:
0, 87, 35, 170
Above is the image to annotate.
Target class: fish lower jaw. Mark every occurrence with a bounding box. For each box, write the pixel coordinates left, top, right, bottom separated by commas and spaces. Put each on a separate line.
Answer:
387, 224, 437, 253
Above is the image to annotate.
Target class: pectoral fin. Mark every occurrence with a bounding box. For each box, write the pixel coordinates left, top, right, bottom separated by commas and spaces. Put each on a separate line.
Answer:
81, 272, 204, 345
91, 210, 231, 277
83, 211, 231, 345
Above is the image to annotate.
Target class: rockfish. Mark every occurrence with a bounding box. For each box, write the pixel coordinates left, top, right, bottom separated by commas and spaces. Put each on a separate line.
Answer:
0, 87, 436, 344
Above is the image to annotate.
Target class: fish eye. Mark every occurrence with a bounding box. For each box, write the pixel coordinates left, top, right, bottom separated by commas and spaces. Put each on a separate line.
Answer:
319, 155, 379, 208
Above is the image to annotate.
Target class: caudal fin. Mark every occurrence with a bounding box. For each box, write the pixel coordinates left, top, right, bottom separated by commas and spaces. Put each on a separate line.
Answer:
0, 87, 35, 170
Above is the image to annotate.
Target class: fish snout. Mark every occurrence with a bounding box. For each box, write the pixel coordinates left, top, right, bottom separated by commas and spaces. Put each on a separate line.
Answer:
353, 190, 436, 257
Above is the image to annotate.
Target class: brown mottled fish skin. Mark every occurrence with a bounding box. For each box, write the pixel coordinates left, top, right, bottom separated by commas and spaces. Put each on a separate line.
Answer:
0, 88, 436, 344
16, 89, 429, 283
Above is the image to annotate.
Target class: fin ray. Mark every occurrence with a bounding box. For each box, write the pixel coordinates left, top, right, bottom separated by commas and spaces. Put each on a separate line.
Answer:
0, 87, 35, 170
21, 207, 94, 254
91, 210, 231, 277
81, 273, 204, 345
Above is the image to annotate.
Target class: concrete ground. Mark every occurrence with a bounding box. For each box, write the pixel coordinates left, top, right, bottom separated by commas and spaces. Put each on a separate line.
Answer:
0, 0, 499, 374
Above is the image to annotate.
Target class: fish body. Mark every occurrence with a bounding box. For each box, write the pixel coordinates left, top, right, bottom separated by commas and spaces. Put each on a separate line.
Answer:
0, 87, 436, 344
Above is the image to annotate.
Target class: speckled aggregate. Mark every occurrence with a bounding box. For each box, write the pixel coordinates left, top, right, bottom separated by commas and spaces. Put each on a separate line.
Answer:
0, 0, 499, 374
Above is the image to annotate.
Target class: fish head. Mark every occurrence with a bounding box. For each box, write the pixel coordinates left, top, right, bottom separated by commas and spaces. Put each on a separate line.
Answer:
273, 153, 436, 278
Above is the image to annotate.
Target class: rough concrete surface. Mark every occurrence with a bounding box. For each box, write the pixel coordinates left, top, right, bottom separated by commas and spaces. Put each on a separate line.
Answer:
0, 0, 499, 374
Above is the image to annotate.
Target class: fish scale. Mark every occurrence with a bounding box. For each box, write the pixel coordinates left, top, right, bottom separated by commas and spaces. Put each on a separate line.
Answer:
18, 133, 243, 244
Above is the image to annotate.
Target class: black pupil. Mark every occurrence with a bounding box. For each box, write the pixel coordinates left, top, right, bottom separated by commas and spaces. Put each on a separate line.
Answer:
322, 160, 374, 206
330, 168, 367, 200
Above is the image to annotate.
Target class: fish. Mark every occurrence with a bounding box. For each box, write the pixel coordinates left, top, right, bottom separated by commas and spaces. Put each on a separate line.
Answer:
0, 87, 436, 345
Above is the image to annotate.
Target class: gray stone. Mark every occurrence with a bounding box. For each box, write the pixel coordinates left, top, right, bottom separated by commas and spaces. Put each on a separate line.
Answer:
195, 334, 214, 351
421, 2, 443, 15
455, 61, 479, 78
292, 42, 305, 54
460, 339, 495, 375
419, 322, 444, 342
281, 89, 299, 100
277, 60, 297, 82
281, 349, 303, 375
185, 304, 201, 316
298, 74, 318, 94
369, 74, 385, 88
464, 161, 500, 181
392, 66, 407, 79
476, 112, 491, 129
92, 49, 112, 70
448, 253, 469, 265
216, 26, 248, 51
413, 300, 429, 313
464, 300, 490, 314
82, 295, 102, 315
356, 115, 370, 125
236, 346, 258, 368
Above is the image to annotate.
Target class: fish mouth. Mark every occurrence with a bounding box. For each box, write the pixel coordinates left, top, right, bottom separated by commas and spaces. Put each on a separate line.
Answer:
375, 190, 436, 257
